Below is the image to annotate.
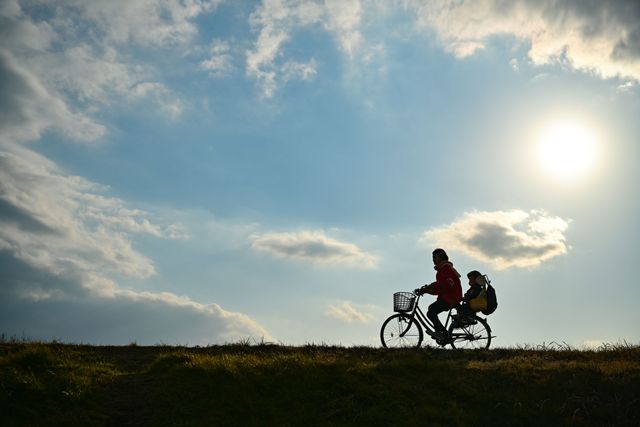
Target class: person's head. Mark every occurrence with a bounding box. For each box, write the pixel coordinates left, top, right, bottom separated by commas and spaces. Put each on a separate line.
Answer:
432, 248, 449, 267
467, 270, 482, 286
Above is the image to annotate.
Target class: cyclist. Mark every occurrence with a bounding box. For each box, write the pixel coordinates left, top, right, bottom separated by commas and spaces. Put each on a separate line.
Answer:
415, 248, 462, 342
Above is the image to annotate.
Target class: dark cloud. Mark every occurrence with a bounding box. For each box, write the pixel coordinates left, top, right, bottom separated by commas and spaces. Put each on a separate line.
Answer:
0, 49, 104, 142
0, 1, 270, 344
0, 250, 271, 345
0, 52, 31, 128
423, 210, 570, 270
0, 144, 270, 344
613, 27, 640, 60
466, 222, 564, 260
0, 198, 59, 235
251, 231, 377, 268
0, 140, 269, 345
414, 0, 640, 80
0, 250, 84, 300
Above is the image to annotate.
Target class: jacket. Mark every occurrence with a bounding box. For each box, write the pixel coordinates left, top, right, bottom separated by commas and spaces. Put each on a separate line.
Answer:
463, 284, 483, 302
424, 261, 462, 307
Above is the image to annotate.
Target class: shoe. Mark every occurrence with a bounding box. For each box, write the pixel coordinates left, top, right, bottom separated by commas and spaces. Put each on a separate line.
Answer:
432, 330, 448, 341
454, 315, 477, 327
436, 335, 450, 346
462, 317, 477, 326
452, 315, 464, 327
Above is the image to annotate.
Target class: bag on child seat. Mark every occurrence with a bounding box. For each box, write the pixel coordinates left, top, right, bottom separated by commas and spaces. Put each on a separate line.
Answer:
469, 289, 487, 312
481, 275, 498, 315
467, 274, 486, 312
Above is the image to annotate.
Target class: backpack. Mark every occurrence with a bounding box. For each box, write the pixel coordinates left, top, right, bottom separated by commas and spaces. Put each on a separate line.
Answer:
481, 275, 498, 315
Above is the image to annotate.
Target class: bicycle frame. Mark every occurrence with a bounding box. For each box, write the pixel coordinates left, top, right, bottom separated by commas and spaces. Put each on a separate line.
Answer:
400, 294, 454, 339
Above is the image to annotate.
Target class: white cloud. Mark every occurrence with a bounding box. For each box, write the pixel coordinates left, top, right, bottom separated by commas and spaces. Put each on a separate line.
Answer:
617, 81, 636, 93
250, 230, 378, 268
129, 81, 185, 119
408, 0, 640, 81
283, 58, 317, 82
200, 39, 234, 77
61, 0, 223, 48
246, 0, 369, 97
325, 301, 374, 324
34, 45, 142, 105
421, 210, 570, 270
0, 0, 218, 145
323, 0, 363, 58
246, 16, 296, 98
244, 0, 640, 97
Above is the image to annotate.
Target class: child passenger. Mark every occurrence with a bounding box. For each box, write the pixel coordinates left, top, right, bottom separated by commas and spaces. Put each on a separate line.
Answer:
459, 270, 486, 319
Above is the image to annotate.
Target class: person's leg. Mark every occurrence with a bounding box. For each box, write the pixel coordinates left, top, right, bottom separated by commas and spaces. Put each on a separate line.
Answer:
457, 304, 476, 326
460, 303, 471, 317
427, 299, 451, 334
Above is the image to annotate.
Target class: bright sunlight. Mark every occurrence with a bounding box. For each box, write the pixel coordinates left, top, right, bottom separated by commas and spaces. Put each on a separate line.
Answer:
536, 121, 599, 182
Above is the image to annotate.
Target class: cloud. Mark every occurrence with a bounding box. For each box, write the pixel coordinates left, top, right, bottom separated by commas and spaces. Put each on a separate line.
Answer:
250, 230, 377, 268
0, 0, 220, 144
421, 210, 570, 270
325, 301, 374, 324
0, 252, 271, 345
322, 0, 363, 58
617, 81, 636, 93
283, 58, 318, 82
246, 0, 369, 97
129, 81, 185, 119
200, 39, 234, 77
0, 142, 166, 278
61, 0, 223, 48
409, 0, 640, 81
0, 1, 275, 344
244, 0, 640, 96
0, 141, 270, 343
0, 50, 106, 143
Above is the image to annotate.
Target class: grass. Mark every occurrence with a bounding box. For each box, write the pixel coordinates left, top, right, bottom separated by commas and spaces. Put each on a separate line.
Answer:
1, 341, 639, 426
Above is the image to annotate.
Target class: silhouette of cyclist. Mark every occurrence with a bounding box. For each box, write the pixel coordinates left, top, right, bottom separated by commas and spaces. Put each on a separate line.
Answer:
415, 248, 462, 340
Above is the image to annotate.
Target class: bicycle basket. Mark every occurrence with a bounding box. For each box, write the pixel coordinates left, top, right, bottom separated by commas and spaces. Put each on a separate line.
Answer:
393, 292, 416, 312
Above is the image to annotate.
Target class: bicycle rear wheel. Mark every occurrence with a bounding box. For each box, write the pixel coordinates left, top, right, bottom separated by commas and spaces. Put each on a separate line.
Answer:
448, 316, 491, 349
380, 313, 423, 348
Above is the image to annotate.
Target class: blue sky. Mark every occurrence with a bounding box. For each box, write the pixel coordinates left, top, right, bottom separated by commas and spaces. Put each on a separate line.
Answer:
1, 0, 639, 348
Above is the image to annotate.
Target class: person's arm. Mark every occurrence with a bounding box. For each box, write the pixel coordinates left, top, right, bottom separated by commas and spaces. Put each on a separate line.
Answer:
417, 282, 438, 295
467, 285, 482, 300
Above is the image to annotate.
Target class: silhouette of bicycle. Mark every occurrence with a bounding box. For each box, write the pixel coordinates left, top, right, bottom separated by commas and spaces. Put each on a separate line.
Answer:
380, 291, 493, 349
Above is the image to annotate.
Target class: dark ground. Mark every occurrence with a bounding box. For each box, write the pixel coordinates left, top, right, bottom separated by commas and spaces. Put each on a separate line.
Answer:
1, 342, 639, 426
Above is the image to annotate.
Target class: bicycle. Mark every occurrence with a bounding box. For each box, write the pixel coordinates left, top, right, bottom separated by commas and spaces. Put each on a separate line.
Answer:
380, 291, 493, 349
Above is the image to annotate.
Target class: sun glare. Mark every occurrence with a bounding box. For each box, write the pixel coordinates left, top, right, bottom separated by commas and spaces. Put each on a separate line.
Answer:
536, 121, 598, 182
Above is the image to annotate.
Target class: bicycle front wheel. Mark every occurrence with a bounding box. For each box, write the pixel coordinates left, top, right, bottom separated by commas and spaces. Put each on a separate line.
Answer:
380, 313, 423, 348
448, 316, 491, 349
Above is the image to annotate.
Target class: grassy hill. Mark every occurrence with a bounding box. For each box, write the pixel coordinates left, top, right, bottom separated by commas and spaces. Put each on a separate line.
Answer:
1, 341, 639, 426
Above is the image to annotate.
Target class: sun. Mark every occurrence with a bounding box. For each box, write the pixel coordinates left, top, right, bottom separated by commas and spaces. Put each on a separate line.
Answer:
536, 121, 599, 182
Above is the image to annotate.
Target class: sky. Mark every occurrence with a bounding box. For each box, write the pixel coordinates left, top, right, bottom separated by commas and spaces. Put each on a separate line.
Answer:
1, 0, 639, 348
